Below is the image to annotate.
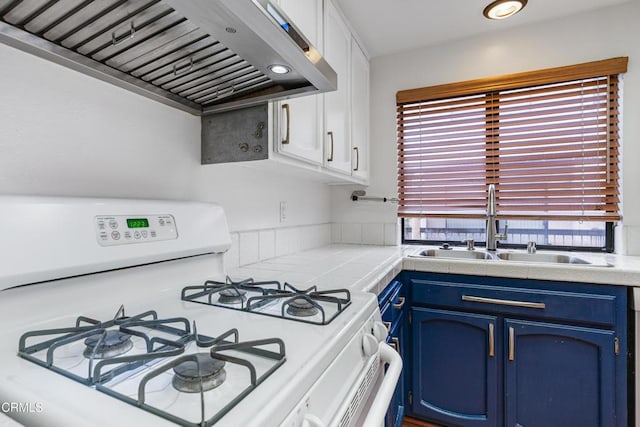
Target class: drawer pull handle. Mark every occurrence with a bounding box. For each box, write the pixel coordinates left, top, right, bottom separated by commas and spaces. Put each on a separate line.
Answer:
390, 337, 400, 356
392, 297, 406, 310
461, 295, 545, 309
489, 323, 495, 357
508, 326, 515, 361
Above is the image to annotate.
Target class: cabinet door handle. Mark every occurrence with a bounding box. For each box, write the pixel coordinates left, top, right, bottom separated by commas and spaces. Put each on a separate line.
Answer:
508, 326, 515, 361
281, 103, 290, 144
392, 297, 405, 310
461, 295, 545, 310
489, 323, 495, 357
327, 131, 334, 161
353, 147, 359, 171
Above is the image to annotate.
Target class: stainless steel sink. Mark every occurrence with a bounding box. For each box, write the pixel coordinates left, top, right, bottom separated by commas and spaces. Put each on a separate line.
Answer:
496, 252, 592, 265
415, 249, 495, 260
412, 248, 612, 267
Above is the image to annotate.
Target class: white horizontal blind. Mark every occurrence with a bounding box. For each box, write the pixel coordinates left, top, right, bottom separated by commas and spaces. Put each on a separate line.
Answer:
397, 59, 624, 221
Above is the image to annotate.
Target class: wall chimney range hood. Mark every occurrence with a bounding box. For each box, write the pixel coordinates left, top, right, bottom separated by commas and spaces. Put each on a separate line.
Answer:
0, 0, 337, 115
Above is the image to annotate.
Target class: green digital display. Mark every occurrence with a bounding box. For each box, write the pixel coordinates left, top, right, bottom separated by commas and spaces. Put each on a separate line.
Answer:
127, 218, 149, 229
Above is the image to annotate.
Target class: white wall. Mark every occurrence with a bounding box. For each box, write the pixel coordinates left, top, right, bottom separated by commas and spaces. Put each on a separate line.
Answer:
331, 1, 640, 254
0, 43, 331, 235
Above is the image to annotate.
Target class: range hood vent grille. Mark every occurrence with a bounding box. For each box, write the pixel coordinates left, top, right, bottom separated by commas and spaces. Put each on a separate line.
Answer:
0, 0, 336, 115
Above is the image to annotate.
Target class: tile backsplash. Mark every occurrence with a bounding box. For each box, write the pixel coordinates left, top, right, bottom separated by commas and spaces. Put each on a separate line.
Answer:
225, 223, 332, 269
331, 222, 399, 246
226, 222, 400, 269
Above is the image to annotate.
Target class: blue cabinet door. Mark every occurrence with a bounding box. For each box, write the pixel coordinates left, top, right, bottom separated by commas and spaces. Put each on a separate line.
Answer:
412, 308, 499, 427
504, 319, 617, 427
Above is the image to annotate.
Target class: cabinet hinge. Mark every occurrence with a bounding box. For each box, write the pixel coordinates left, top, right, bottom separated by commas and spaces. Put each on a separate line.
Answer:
408, 391, 413, 406
614, 337, 620, 355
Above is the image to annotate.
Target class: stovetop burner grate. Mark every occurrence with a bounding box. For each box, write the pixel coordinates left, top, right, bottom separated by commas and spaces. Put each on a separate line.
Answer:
18, 305, 190, 386
99, 324, 286, 427
182, 278, 352, 325
18, 306, 286, 427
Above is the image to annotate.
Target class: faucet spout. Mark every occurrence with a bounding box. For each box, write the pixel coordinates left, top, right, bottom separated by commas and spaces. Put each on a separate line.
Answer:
486, 184, 507, 251
487, 183, 497, 217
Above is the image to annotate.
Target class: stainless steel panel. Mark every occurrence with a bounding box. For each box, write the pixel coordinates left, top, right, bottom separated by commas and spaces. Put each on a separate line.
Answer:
42, 0, 126, 42
119, 28, 208, 73
77, 7, 178, 58
197, 75, 271, 105
21, 0, 86, 35
152, 50, 241, 87
168, 61, 255, 94
58, 0, 160, 49
0, 0, 337, 114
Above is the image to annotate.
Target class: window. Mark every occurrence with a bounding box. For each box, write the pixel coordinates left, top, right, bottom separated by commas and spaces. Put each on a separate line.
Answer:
397, 58, 627, 251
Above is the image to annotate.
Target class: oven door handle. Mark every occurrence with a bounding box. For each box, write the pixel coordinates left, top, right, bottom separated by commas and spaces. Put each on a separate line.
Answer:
362, 342, 403, 426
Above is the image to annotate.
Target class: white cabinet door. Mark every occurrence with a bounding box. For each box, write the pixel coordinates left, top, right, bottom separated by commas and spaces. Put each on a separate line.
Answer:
323, 0, 352, 174
350, 38, 369, 181
273, 0, 323, 165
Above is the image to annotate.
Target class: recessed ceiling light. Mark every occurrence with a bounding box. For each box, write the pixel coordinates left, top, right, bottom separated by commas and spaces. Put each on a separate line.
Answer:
269, 64, 290, 74
483, 0, 527, 20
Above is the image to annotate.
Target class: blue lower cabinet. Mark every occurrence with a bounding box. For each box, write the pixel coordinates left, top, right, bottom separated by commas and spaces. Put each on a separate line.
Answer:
504, 319, 617, 427
412, 308, 499, 427
406, 273, 627, 427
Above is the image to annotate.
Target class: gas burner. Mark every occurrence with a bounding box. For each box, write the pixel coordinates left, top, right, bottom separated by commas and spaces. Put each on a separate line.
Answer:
286, 297, 319, 317
218, 288, 247, 304
83, 330, 133, 359
172, 353, 227, 393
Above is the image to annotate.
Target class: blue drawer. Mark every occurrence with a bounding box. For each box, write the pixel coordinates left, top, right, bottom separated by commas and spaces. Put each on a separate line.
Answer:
380, 281, 406, 326
412, 279, 617, 327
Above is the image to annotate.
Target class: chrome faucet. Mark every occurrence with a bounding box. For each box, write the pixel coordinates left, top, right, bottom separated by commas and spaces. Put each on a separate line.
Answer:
486, 184, 507, 251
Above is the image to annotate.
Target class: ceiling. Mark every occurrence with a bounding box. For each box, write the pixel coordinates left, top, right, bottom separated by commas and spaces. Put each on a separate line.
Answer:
334, 0, 632, 58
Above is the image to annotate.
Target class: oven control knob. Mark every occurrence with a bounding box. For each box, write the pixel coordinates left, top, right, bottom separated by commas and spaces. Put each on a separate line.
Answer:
372, 321, 388, 342
362, 333, 378, 357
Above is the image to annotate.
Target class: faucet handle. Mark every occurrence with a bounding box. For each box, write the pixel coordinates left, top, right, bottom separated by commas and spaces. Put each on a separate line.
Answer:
463, 239, 475, 251
495, 224, 508, 241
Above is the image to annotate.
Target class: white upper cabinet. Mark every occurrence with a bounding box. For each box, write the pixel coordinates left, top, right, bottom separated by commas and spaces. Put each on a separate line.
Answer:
273, 0, 324, 165
350, 38, 370, 182
266, 0, 370, 183
323, 0, 352, 175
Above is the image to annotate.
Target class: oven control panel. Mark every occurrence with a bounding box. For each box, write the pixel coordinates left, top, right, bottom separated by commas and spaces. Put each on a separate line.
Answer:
95, 214, 178, 246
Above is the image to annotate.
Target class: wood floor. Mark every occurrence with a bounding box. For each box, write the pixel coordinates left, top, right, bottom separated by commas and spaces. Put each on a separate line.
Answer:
402, 416, 443, 427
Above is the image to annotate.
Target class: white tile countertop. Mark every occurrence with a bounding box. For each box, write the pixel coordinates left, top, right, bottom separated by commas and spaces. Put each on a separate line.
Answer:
227, 244, 640, 294
227, 245, 405, 294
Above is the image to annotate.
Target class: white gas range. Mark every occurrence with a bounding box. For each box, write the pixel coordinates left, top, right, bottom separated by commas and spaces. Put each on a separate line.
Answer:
0, 196, 401, 427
